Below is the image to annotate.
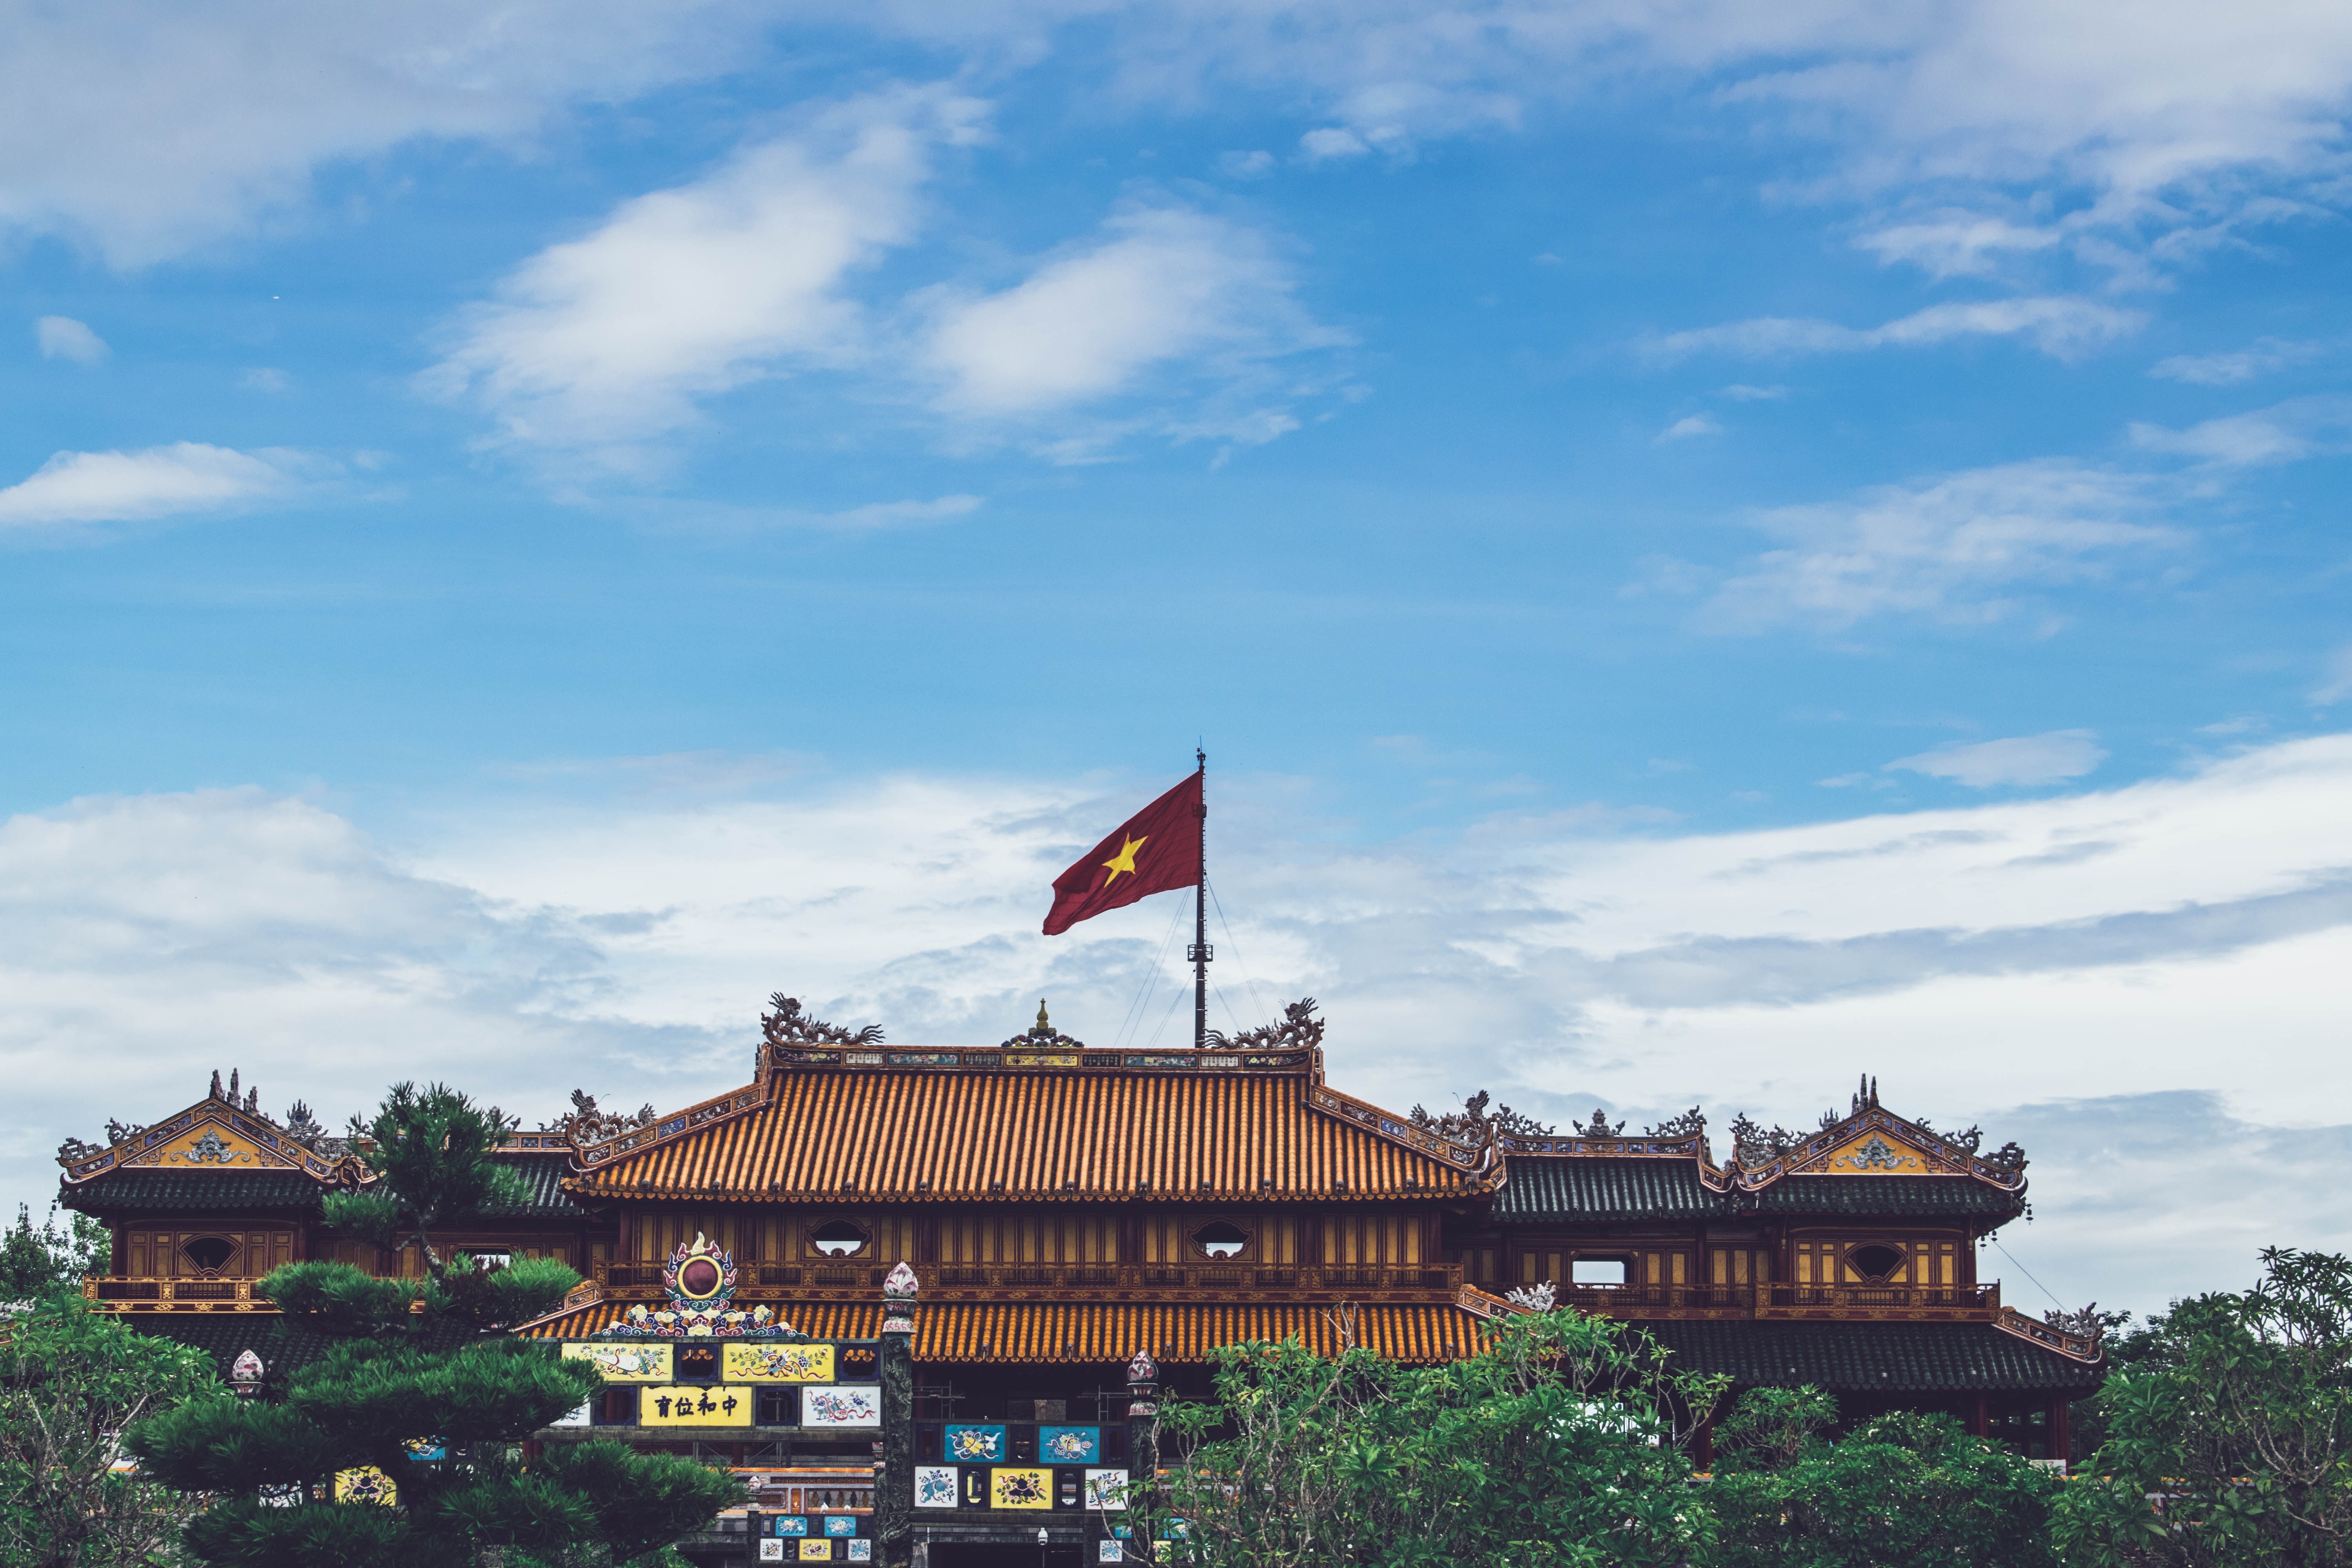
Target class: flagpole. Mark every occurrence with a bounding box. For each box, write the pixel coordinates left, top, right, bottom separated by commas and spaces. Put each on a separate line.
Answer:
1189, 746, 1210, 1050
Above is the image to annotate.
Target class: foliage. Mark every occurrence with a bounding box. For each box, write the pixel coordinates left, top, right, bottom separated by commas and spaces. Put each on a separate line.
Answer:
2053, 1247, 2352, 1568
323, 1081, 532, 1288
1408, 1090, 1556, 1141
1706, 1389, 2061, 1568
1154, 1307, 1724, 1568
0, 1204, 109, 1301
0, 1294, 220, 1568
122, 1080, 740, 1567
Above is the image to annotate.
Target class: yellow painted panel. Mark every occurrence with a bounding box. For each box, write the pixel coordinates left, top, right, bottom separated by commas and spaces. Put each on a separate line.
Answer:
335, 1467, 396, 1505
1816, 1130, 1935, 1175
563, 1342, 672, 1382
991, 1468, 1054, 1510
726, 1343, 835, 1383
800, 1541, 834, 1561
638, 1385, 755, 1426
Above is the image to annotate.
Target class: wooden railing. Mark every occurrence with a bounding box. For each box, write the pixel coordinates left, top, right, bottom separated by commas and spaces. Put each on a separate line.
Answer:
1759, 1283, 1999, 1314
593, 1259, 1461, 1296
1550, 1281, 2002, 1321
83, 1276, 266, 1310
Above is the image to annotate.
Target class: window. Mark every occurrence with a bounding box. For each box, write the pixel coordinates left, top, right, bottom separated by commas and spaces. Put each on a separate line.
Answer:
1191, 1221, 1249, 1260
181, 1237, 235, 1273
1570, 1258, 1627, 1286
810, 1219, 869, 1258
1849, 1244, 1905, 1282
469, 1252, 512, 1272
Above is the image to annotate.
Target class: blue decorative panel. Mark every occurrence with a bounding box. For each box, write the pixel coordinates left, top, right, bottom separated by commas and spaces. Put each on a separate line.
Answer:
774, 1517, 809, 1536
1039, 1426, 1101, 1464
943, 1424, 1007, 1462
822, 1516, 856, 1537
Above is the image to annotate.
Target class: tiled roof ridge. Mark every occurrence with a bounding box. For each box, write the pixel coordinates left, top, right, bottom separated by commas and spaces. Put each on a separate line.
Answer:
56, 1094, 352, 1188
1305, 1083, 1497, 1179
1713, 1103, 2029, 1196
1992, 1304, 2104, 1365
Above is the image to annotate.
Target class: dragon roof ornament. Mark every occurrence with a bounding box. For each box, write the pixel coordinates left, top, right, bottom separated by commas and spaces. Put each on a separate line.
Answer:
763, 992, 885, 1049
1206, 997, 1327, 1051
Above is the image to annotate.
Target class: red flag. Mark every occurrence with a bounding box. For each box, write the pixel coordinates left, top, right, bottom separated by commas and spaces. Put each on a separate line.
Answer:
1042, 771, 1203, 936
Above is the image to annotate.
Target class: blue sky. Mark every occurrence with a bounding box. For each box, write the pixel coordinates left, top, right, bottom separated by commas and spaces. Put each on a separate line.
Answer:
5, 0, 2351, 1314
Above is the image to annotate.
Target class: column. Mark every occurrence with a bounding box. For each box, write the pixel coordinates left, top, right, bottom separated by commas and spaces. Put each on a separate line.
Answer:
880, 1261, 917, 1568
1126, 1350, 1160, 1566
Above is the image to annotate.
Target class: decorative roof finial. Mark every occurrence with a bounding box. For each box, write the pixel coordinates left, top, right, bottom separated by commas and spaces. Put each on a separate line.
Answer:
230, 1349, 265, 1396
228, 1069, 239, 1101
1035, 999, 1051, 1034
1127, 1347, 1158, 1387
210, 1070, 223, 1100
883, 1261, 919, 1301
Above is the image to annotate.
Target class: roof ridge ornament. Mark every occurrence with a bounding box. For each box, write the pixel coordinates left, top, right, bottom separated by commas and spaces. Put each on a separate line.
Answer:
762, 992, 885, 1049
1001, 998, 1086, 1049
1203, 996, 1326, 1051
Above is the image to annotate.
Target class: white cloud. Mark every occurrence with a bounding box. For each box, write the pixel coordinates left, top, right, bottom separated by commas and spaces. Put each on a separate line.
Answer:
1655, 414, 1721, 442
923, 205, 1340, 422
241, 367, 292, 393
1889, 730, 2108, 787
2129, 395, 2352, 466
0, 0, 775, 266
12, 734, 2352, 1308
2151, 337, 2328, 385
424, 88, 984, 456
0, 442, 299, 528
7, 0, 2349, 278
1217, 149, 1276, 178
1853, 212, 2062, 279
1720, 384, 1787, 401
1298, 126, 1370, 160
33, 316, 107, 363
817, 494, 983, 529
1651, 295, 2145, 363
2315, 645, 2352, 706
1706, 459, 2185, 630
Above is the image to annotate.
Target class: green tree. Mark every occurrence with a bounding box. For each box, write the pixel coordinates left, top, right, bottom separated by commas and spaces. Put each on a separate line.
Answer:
1155, 1307, 1724, 1567
0, 1204, 108, 1301
0, 1294, 220, 1568
125, 1081, 740, 1567
1705, 1387, 2060, 1568
2053, 1247, 2352, 1568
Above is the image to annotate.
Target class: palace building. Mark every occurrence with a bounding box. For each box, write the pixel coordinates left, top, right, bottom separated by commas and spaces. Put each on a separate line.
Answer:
59, 994, 2103, 1565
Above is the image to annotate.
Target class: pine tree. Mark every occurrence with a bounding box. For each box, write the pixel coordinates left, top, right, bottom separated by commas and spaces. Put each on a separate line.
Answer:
0, 1203, 109, 1301
125, 1082, 740, 1566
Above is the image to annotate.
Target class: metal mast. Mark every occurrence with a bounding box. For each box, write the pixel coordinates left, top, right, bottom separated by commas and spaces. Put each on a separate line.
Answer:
1189, 747, 1211, 1049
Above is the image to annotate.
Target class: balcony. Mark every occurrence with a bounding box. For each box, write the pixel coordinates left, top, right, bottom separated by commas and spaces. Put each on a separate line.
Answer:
83, 1276, 269, 1312
1551, 1281, 2002, 1323
592, 1259, 1462, 1301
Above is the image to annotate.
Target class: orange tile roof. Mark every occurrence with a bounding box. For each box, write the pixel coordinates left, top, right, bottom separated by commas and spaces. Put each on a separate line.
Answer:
517, 1298, 1493, 1363
569, 1067, 1486, 1203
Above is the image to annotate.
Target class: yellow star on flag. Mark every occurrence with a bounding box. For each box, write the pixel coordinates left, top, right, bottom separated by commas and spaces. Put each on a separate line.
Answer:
1100, 834, 1148, 887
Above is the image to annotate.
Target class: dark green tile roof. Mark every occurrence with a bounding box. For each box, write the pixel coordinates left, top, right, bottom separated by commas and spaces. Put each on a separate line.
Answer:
60, 1169, 327, 1213
126, 1314, 477, 1379
1749, 1176, 2024, 1220
479, 1153, 590, 1220
1494, 1158, 1722, 1221
1646, 1320, 2103, 1392
1490, 1158, 2024, 1224
61, 1154, 586, 1221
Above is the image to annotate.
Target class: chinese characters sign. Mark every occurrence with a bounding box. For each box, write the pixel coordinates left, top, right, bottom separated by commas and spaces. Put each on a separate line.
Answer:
636, 1385, 755, 1426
